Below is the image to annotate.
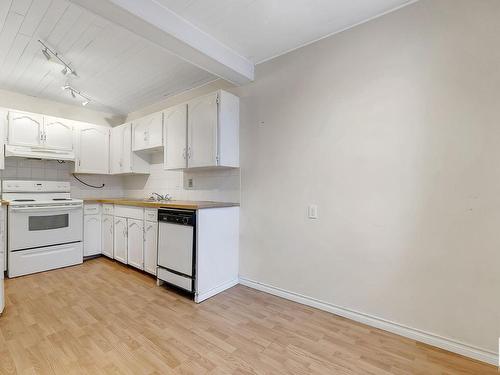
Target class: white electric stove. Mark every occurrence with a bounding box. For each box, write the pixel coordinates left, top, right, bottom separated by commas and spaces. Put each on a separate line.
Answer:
3, 180, 83, 278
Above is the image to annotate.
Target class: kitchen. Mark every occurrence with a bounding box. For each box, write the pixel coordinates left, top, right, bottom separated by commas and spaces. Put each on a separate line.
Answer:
0, 0, 499, 374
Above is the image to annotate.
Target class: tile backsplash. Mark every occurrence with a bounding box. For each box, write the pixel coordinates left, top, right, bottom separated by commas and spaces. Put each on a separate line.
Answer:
123, 154, 240, 202
1, 156, 240, 203
0, 157, 124, 198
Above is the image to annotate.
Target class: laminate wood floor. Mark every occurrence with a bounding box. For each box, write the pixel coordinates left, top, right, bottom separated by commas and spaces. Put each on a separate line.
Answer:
0, 257, 496, 374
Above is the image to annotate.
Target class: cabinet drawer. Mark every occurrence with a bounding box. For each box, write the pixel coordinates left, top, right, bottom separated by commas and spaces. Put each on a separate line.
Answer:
158, 267, 193, 292
102, 204, 114, 215
114, 205, 143, 220
144, 208, 158, 222
84, 204, 100, 215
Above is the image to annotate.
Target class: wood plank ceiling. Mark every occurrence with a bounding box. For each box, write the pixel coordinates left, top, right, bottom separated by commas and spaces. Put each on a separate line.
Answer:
0, 0, 216, 115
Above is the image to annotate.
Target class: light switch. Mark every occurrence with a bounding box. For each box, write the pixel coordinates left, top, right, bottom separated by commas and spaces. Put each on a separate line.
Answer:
308, 205, 318, 219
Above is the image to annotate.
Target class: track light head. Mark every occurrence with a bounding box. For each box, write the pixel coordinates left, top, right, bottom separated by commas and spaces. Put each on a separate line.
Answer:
71, 90, 76, 99
42, 48, 51, 60
61, 67, 68, 75
82, 100, 89, 106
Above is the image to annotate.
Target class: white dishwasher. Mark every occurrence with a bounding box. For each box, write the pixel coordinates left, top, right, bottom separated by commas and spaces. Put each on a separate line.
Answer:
157, 209, 196, 293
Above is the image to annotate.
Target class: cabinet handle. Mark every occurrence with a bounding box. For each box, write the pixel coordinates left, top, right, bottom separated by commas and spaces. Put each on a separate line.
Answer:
187, 146, 192, 159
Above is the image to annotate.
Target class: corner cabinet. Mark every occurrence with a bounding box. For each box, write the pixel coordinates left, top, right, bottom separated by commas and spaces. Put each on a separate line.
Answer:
164, 90, 239, 170
110, 123, 150, 174
132, 111, 163, 152
74, 123, 110, 174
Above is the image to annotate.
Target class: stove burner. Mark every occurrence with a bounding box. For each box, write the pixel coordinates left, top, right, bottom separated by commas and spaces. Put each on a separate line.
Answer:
13, 199, 35, 202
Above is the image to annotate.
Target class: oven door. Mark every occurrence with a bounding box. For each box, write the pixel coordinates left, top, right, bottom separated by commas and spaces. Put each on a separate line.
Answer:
8, 204, 83, 251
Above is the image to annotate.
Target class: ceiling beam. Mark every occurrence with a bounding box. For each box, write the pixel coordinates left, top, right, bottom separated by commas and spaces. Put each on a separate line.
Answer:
69, 0, 254, 85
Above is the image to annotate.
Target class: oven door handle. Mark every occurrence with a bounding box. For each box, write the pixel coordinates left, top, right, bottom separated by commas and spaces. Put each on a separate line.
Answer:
10, 205, 83, 212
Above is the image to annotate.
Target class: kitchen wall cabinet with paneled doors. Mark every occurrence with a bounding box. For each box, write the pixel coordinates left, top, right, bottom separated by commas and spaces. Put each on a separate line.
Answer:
164, 90, 239, 170
0, 108, 110, 174
84, 203, 158, 276
0, 89, 239, 173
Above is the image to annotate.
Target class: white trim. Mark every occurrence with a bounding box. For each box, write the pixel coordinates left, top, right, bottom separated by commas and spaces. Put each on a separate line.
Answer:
256, 0, 420, 65
195, 278, 239, 303
239, 277, 499, 366
70, 0, 254, 85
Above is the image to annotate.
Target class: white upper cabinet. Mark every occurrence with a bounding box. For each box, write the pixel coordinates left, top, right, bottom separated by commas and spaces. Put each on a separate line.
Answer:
111, 123, 150, 175
110, 124, 126, 174
187, 92, 218, 168
0, 110, 6, 170
164, 104, 187, 170
186, 90, 239, 169
132, 111, 163, 152
8, 110, 43, 147
75, 123, 110, 174
43, 117, 73, 151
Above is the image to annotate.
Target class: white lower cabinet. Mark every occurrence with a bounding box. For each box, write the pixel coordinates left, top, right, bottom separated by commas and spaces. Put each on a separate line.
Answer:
83, 205, 158, 273
144, 220, 158, 275
83, 214, 101, 256
101, 215, 113, 258
127, 219, 144, 270
113, 217, 128, 264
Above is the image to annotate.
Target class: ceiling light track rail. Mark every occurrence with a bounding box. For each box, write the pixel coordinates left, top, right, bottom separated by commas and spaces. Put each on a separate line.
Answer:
38, 40, 78, 77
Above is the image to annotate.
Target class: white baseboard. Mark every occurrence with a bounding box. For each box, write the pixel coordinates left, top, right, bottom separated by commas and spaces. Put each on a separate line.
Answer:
195, 278, 239, 303
239, 277, 498, 366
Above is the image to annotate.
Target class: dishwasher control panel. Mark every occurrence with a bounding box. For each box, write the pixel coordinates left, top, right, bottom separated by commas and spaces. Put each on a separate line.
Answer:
158, 209, 196, 226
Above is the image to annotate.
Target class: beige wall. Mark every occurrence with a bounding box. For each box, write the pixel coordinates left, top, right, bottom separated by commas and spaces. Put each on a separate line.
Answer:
233, 0, 500, 355
0, 88, 124, 126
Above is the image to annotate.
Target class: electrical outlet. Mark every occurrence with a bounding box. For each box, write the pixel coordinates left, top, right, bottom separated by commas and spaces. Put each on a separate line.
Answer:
188, 178, 193, 188
308, 205, 318, 219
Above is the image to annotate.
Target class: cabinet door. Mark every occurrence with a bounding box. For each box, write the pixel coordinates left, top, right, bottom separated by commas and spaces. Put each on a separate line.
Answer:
132, 118, 148, 151
43, 116, 73, 150
144, 221, 158, 275
164, 104, 187, 170
127, 219, 143, 270
77, 124, 110, 174
122, 123, 132, 173
110, 124, 124, 174
187, 93, 218, 168
83, 215, 101, 256
0, 110, 6, 170
133, 112, 163, 151
8, 111, 43, 147
101, 215, 114, 258
113, 217, 127, 264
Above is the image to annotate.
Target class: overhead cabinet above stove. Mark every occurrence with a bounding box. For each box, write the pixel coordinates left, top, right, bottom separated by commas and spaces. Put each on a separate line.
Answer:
5, 110, 75, 161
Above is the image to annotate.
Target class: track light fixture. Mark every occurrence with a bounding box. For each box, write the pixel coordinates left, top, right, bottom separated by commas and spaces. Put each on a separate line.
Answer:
61, 84, 91, 107
42, 48, 51, 61
38, 40, 77, 77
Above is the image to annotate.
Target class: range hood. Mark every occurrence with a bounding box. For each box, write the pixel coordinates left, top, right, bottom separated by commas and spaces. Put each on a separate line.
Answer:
5, 145, 75, 161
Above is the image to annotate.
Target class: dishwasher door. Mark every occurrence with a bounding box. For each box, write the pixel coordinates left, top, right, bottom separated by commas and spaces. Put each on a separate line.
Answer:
158, 221, 194, 277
